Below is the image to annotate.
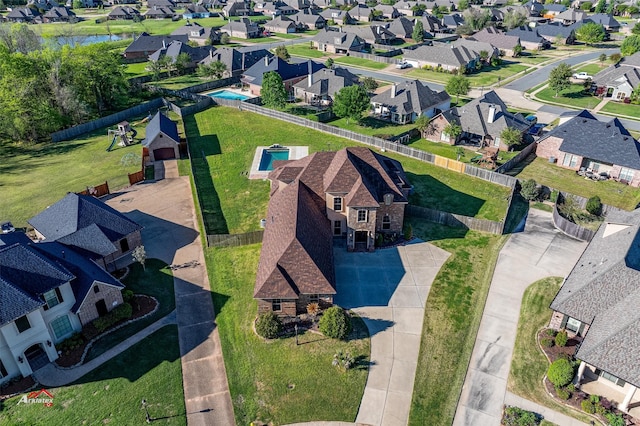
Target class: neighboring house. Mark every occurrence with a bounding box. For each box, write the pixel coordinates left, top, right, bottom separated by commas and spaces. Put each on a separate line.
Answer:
592, 51, 640, 101
290, 11, 326, 30
311, 28, 366, 53
402, 44, 478, 72
171, 22, 221, 45
242, 56, 324, 95
548, 208, 640, 413
108, 6, 142, 20
543, 3, 567, 17
220, 17, 260, 38
148, 40, 210, 68
319, 8, 354, 25
282, 0, 310, 11
199, 46, 273, 77
264, 15, 297, 33
452, 38, 500, 60
506, 25, 550, 50
293, 66, 359, 105
183, 4, 212, 19
144, 6, 175, 19
393, 0, 417, 16
386, 16, 415, 39
372, 4, 401, 19
589, 13, 621, 31
142, 111, 181, 162
483, 0, 506, 6
6, 7, 41, 23
254, 147, 411, 316
42, 6, 75, 22
123, 33, 188, 59
426, 90, 529, 150
0, 232, 125, 382
470, 26, 521, 57
371, 80, 451, 124
418, 13, 447, 34
536, 110, 640, 185
28, 192, 143, 272
349, 3, 373, 22
536, 21, 577, 44
553, 8, 587, 25
342, 24, 398, 45
222, 0, 252, 16
441, 13, 465, 31
522, 0, 544, 16
28, 0, 58, 10
148, 0, 175, 7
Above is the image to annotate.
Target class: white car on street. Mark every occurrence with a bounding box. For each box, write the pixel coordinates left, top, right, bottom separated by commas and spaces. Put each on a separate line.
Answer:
572, 72, 591, 80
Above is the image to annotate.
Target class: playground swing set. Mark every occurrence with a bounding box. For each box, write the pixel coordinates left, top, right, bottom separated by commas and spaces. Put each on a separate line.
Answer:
106, 113, 153, 152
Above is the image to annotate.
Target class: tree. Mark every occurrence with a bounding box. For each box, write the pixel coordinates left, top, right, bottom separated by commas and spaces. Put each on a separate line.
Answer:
261, 71, 287, 109
627, 5, 639, 16
575, 22, 606, 46
458, 0, 469, 10
412, 19, 424, 43
500, 127, 522, 149
479, 49, 489, 64
548, 63, 572, 97
73, 0, 83, 9
0, 23, 41, 54
598, 52, 607, 66
210, 60, 227, 79
580, 1, 592, 10
443, 122, 462, 142
547, 358, 574, 387
503, 10, 528, 29
445, 74, 471, 104
513, 44, 523, 57
455, 147, 465, 161
275, 44, 290, 61
618, 4, 628, 15
319, 306, 352, 340
220, 33, 230, 44
415, 114, 434, 138
255, 312, 283, 339
633, 22, 640, 35
586, 195, 602, 216
332, 84, 370, 124
325, 57, 334, 68
594, 0, 606, 13
411, 3, 426, 15
621, 34, 640, 56
520, 179, 540, 201
361, 76, 378, 92
606, 0, 615, 14
132, 245, 146, 271
462, 8, 492, 30
174, 52, 192, 75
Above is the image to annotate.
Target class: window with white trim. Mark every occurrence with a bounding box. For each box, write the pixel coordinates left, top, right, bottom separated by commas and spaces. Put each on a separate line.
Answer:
51, 315, 73, 340
42, 288, 63, 310
562, 153, 578, 168
333, 197, 342, 211
15, 315, 30, 334
620, 167, 634, 182
440, 131, 450, 142
596, 369, 626, 387
357, 209, 368, 222
382, 215, 391, 230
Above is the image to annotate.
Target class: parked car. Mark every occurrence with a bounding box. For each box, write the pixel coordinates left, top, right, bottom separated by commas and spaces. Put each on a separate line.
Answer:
396, 60, 410, 69
525, 115, 537, 126
1, 221, 15, 234
572, 72, 591, 80
528, 123, 544, 136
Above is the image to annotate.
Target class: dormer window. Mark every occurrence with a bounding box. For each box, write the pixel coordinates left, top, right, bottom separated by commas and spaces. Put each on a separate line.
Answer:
357, 209, 368, 222
384, 193, 393, 205
333, 197, 342, 211
42, 288, 63, 310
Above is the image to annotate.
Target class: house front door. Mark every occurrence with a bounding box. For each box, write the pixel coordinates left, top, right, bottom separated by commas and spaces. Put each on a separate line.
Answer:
25, 344, 49, 372
95, 299, 108, 317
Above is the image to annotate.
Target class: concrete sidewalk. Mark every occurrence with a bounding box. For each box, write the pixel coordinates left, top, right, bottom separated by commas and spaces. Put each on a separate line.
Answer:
453, 209, 588, 426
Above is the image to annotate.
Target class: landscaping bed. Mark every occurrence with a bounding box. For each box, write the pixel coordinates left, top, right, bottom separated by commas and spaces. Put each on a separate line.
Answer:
0, 376, 37, 398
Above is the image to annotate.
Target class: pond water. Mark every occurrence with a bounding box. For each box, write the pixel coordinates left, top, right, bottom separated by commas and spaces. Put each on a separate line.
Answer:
45, 34, 124, 47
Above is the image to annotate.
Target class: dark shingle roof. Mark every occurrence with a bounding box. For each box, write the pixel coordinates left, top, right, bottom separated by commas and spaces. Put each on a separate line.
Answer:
293, 66, 359, 97
242, 56, 324, 86
506, 26, 547, 44
124, 33, 189, 56
43, 6, 75, 19
143, 111, 180, 146
402, 44, 476, 68
370, 79, 451, 117
311, 28, 364, 50
0, 277, 44, 326
199, 46, 273, 72
593, 51, 640, 89
470, 27, 520, 50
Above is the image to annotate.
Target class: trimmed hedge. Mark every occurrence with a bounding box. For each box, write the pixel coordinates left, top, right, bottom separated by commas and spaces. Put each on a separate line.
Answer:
255, 312, 283, 339
547, 358, 574, 388
93, 303, 133, 333
319, 306, 352, 340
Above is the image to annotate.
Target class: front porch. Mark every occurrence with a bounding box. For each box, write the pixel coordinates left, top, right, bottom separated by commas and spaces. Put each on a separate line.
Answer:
578, 364, 640, 421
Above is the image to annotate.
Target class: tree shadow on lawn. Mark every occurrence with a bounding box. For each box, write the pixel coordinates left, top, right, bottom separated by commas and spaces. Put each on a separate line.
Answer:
406, 172, 486, 218
0, 140, 89, 176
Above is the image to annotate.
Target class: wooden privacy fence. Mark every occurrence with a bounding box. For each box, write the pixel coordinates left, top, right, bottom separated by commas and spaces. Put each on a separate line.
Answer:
552, 203, 596, 241
128, 170, 144, 185
495, 142, 537, 174
77, 181, 110, 197
406, 205, 505, 235
207, 230, 264, 247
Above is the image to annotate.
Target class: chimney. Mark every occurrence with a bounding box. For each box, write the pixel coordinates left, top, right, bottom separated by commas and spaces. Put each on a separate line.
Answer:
242, 51, 246, 70
308, 73, 312, 87
487, 104, 496, 124
391, 84, 396, 98
162, 39, 166, 49
265, 55, 269, 66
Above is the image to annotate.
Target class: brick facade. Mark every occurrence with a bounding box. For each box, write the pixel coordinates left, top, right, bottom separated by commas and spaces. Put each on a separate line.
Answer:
376, 202, 405, 234
101, 230, 143, 271
346, 206, 377, 251
424, 114, 455, 144
77, 282, 125, 326
257, 299, 297, 317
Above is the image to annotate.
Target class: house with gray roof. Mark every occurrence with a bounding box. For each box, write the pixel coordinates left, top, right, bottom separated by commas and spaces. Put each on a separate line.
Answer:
171, 22, 220, 45
220, 17, 260, 38
349, 3, 373, 22
142, 111, 181, 162
290, 11, 326, 29
553, 7, 587, 25
242, 56, 325, 96
371, 80, 451, 124
319, 8, 354, 25
144, 5, 176, 19
548, 208, 640, 412
589, 13, 621, 31
452, 37, 500, 60
42, 6, 75, 22
402, 44, 479, 72
255, 147, 410, 316
264, 15, 297, 33
470, 26, 521, 57
544, 3, 567, 16
183, 4, 212, 18
342, 24, 399, 45
425, 90, 530, 150
417, 13, 447, 34
536, 110, 640, 185
108, 6, 141, 20
199, 46, 273, 76
149, 40, 210, 68
506, 25, 550, 50
123, 33, 189, 59
536, 21, 578, 44
293, 66, 359, 105
521, 0, 544, 16
372, 4, 401, 19
386, 16, 415, 39
6, 7, 41, 23
222, 0, 252, 16
592, 51, 640, 101
441, 13, 465, 31
311, 28, 366, 53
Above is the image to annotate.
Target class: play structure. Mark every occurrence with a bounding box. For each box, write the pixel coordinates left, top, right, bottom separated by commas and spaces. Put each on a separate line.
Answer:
107, 121, 138, 152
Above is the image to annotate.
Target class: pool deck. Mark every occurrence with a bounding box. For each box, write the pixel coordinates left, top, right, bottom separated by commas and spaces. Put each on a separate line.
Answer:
202, 87, 256, 101
249, 146, 309, 180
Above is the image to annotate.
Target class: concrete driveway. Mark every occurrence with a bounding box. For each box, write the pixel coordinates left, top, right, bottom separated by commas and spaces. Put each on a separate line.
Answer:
334, 241, 450, 426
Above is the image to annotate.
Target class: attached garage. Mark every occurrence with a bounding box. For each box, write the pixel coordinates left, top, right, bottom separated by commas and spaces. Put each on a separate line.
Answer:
142, 112, 181, 163
153, 147, 176, 160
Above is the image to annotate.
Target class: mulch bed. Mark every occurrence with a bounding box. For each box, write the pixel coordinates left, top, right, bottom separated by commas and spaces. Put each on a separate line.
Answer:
0, 376, 36, 398
55, 295, 157, 368
537, 329, 580, 363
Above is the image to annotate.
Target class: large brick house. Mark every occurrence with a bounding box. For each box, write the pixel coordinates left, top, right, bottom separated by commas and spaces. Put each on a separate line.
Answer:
536, 110, 640, 186
254, 147, 411, 316
370, 79, 451, 124
549, 208, 640, 412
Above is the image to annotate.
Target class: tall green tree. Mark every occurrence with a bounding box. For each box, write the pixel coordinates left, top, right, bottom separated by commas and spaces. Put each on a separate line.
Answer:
575, 22, 606, 46
445, 75, 471, 104
174, 52, 192, 75
621, 35, 640, 56
332, 84, 370, 124
500, 127, 522, 150
503, 10, 528, 29
458, 0, 469, 10
412, 20, 424, 43
594, 0, 606, 13
548, 63, 572, 97
0, 23, 41, 54
443, 122, 462, 142
361, 76, 378, 92
261, 71, 287, 109
461, 8, 492, 30
275, 45, 290, 61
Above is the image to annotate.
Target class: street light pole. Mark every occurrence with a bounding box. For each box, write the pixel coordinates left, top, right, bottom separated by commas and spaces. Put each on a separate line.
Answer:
142, 399, 151, 423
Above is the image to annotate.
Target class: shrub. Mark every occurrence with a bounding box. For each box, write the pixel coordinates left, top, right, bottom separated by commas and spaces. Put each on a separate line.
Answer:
541, 337, 554, 348
586, 195, 602, 216
589, 394, 600, 404
581, 400, 595, 414
332, 350, 355, 371
122, 289, 135, 304
555, 330, 568, 347
319, 306, 352, 340
545, 328, 557, 337
255, 312, 283, 339
605, 412, 625, 426
404, 224, 413, 241
502, 406, 538, 426
520, 179, 540, 201
556, 387, 570, 400
55, 333, 85, 354
566, 383, 576, 393
92, 302, 133, 333
550, 190, 559, 203
547, 358, 575, 387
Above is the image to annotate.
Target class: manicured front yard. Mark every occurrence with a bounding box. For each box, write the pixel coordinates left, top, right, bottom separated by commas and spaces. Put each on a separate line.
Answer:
508, 156, 640, 210
573, 63, 603, 76
408, 62, 528, 87
513, 53, 552, 65
207, 244, 370, 425
408, 221, 506, 426
0, 326, 185, 425
286, 45, 327, 59
600, 101, 640, 117
333, 56, 389, 70
508, 278, 594, 424
534, 84, 600, 110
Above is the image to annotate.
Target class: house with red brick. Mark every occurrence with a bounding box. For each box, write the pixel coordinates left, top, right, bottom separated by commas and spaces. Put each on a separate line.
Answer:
254, 147, 411, 316
536, 110, 640, 186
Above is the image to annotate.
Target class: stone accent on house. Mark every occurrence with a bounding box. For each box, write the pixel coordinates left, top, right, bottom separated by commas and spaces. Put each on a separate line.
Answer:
101, 230, 143, 271
425, 114, 454, 144
536, 136, 565, 162
257, 299, 297, 317
549, 310, 564, 330
376, 202, 406, 235
347, 206, 377, 251
77, 283, 125, 326
295, 294, 333, 314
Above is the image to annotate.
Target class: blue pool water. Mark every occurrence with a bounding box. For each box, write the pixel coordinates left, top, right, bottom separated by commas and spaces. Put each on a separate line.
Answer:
259, 149, 289, 171
208, 90, 250, 101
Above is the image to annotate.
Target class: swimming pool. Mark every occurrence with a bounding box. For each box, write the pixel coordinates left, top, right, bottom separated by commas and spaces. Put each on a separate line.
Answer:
258, 149, 289, 171
208, 90, 250, 101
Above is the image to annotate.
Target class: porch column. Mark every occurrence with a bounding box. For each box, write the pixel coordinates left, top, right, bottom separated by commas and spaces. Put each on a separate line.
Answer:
620, 384, 637, 413
575, 361, 587, 386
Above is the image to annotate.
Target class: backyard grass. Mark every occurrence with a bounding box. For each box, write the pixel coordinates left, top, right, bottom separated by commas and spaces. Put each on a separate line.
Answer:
408, 62, 528, 87
125, 61, 152, 78
207, 244, 370, 425
600, 101, 640, 118
408, 220, 506, 426
84, 259, 176, 362
508, 277, 594, 424
333, 56, 389, 70
407, 139, 519, 165
534, 84, 600, 110
152, 74, 212, 90
286, 45, 327, 59
0, 326, 185, 425
326, 116, 417, 137
508, 156, 640, 210
271, 32, 300, 39
184, 106, 511, 235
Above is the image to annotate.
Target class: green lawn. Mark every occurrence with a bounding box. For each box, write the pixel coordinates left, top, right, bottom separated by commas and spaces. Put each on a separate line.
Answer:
574, 63, 603, 76
508, 278, 594, 424
534, 84, 600, 109
408, 62, 529, 87
513, 53, 552, 65
85, 259, 176, 362
125, 61, 151, 78
0, 120, 150, 228
333, 56, 389, 70
286, 45, 327, 59
408, 221, 506, 426
153, 74, 211, 90
508, 156, 640, 210
327, 116, 417, 137
0, 326, 185, 425
207, 244, 370, 425
600, 101, 640, 118
407, 139, 519, 165
272, 33, 300, 39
